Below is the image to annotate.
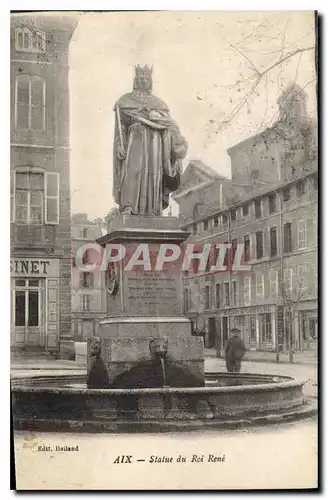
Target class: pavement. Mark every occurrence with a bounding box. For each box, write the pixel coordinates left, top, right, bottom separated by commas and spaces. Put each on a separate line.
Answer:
204, 357, 317, 399
11, 359, 80, 371
205, 348, 317, 365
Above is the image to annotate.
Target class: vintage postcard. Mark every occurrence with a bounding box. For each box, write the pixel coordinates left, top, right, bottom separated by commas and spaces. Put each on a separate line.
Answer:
10, 10, 318, 490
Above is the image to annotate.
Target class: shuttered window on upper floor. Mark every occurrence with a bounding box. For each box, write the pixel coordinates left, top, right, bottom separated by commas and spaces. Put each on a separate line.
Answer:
11, 170, 60, 225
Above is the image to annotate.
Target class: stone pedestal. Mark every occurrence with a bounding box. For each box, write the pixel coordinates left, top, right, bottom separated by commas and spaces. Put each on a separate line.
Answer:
59, 339, 75, 360
87, 214, 204, 388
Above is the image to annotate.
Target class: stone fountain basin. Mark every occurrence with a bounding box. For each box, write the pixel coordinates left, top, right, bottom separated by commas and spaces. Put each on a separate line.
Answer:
11, 372, 316, 432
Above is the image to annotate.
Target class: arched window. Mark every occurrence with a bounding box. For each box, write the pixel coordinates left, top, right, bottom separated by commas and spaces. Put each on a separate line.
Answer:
15, 75, 46, 131
15, 27, 46, 53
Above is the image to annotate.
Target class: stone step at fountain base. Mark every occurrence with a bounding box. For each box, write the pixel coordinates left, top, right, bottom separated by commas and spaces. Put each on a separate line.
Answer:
13, 398, 317, 434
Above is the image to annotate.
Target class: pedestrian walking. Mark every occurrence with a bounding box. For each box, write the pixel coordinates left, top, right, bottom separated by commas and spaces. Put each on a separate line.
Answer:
225, 328, 246, 373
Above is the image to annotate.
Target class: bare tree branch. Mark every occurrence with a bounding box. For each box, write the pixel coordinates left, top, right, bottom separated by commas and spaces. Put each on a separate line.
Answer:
202, 45, 315, 144
229, 42, 261, 76
260, 46, 314, 77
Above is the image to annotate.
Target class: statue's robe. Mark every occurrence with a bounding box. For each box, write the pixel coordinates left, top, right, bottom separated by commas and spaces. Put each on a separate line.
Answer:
113, 91, 187, 215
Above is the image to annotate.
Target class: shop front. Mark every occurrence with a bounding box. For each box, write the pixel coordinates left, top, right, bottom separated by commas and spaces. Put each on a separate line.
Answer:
11, 258, 60, 352
298, 304, 318, 351
222, 305, 276, 351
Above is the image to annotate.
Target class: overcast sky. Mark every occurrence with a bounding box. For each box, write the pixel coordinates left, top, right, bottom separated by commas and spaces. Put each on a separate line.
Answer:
69, 11, 316, 219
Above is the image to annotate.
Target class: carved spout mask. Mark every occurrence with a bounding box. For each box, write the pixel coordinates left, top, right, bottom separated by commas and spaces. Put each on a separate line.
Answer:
149, 337, 169, 359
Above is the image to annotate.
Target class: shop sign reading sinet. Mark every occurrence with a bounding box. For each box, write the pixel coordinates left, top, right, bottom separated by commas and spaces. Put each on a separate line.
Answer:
10, 259, 60, 278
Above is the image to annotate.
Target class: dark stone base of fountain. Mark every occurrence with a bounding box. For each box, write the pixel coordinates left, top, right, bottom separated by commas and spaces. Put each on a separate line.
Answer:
11, 372, 316, 433
86, 338, 204, 389
88, 327, 205, 389
89, 358, 204, 389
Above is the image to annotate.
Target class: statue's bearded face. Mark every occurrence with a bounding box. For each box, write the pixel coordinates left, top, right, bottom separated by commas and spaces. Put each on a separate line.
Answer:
135, 73, 152, 91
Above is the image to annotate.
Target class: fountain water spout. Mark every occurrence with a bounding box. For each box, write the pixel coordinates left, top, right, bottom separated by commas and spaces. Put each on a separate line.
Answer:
149, 337, 169, 387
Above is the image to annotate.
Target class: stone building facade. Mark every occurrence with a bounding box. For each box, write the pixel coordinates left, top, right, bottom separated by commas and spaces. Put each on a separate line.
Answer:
10, 14, 77, 358
228, 83, 317, 186
175, 86, 318, 353
71, 213, 107, 341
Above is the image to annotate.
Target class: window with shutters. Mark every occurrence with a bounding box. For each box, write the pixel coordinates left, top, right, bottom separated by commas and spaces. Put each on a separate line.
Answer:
297, 265, 307, 293
14, 171, 44, 224
284, 222, 292, 253
232, 280, 237, 306
296, 180, 306, 196
244, 234, 251, 262
283, 187, 290, 201
254, 199, 262, 218
269, 269, 278, 299
15, 75, 46, 131
224, 282, 230, 307
242, 204, 249, 217
204, 285, 211, 310
270, 227, 278, 257
12, 170, 59, 225
298, 219, 307, 249
256, 273, 264, 300
244, 276, 251, 305
215, 283, 221, 309
268, 194, 276, 214
256, 231, 263, 259
81, 295, 90, 311
283, 268, 293, 295
15, 27, 46, 53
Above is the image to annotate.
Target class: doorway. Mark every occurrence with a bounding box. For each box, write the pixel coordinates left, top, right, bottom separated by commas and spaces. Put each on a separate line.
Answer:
12, 278, 45, 346
207, 317, 216, 348
301, 313, 318, 350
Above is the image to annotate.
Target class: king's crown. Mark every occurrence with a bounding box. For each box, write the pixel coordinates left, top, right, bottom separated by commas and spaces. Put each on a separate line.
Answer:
134, 64, 153, 76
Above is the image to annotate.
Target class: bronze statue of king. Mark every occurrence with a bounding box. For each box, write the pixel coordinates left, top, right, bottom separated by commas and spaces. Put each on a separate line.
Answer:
113, 65, 188, 216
